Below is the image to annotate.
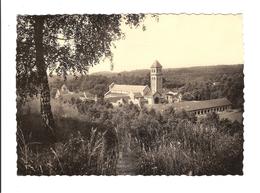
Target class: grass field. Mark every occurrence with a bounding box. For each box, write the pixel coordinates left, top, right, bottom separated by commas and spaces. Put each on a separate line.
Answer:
219, 109, 243, 123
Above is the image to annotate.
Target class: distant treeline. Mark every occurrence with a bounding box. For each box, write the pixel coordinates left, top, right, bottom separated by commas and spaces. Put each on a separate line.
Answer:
49, 64, 244, 108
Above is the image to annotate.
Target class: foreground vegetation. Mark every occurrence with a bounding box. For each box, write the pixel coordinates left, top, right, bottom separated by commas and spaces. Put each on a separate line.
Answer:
17, 97, 243, 175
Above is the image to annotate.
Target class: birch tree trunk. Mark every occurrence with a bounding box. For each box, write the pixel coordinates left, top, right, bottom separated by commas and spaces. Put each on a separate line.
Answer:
34, 16, 56, 142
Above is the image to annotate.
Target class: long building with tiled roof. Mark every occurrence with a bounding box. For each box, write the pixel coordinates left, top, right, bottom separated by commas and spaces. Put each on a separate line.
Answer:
147, 98, 232, 116
172, 98, 232, 115
105, 83, 150, 96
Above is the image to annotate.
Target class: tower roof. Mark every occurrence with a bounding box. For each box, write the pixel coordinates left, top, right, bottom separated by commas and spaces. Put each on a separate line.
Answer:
151, 60, 162, 68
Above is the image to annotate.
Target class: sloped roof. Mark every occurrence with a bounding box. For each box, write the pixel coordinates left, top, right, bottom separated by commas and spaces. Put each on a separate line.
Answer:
171, 98, 232, 112
151, 60, 162, 68
105, 95, 130, 103
150, 98, 232, 112
132, 92, 143, 98
166, 91, 179, 96
110, 84, 148, 93
105, 92, 129, 98
145, 90, 162, 97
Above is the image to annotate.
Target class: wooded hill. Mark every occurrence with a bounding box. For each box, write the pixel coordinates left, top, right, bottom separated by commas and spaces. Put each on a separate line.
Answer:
49, 64, 244, 108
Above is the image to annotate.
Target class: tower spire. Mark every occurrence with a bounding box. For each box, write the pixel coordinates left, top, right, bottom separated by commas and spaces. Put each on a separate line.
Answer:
150, 60, 163, 94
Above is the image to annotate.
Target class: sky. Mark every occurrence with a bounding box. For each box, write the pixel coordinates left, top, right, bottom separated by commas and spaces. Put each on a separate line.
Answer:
89, 14, 243, 73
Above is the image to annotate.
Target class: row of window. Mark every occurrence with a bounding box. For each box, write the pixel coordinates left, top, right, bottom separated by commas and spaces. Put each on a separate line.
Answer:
193, 106, 230, 115
151, 68, 161, 73
151, 76, 162, 81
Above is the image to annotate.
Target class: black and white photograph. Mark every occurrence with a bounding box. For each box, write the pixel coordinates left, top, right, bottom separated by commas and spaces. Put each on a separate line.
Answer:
4, 0, 260, 192
16, 14, 244, 176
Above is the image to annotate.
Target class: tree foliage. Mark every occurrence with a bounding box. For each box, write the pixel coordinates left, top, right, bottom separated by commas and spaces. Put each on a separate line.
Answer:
16, 14, 147, 99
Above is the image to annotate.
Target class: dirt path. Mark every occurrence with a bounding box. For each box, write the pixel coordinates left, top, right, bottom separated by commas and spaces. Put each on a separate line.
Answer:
116, 149, 139, 175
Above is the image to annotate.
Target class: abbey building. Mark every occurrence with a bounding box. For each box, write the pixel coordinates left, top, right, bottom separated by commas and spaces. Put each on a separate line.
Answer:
104, 60, 165, 106
103, 60, 232, 116
54, 59, 232, 116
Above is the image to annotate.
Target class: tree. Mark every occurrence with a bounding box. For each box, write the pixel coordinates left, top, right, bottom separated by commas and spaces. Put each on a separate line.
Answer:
182, 92, 194, 101
17, 14, 150, 141
202, 112, 220, 129
140, 72, 150, 86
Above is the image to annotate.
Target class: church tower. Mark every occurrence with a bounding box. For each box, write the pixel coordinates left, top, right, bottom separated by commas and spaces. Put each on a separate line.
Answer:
150, 60, 163, 94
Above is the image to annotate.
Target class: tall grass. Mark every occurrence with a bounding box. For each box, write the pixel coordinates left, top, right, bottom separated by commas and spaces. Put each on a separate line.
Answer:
17, 127, 118, 175
17, 98, 243, 175
134, 120, 243, 175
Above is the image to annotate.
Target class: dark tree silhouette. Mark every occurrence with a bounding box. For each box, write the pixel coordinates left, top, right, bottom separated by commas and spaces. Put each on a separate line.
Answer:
16, 14, 148, 140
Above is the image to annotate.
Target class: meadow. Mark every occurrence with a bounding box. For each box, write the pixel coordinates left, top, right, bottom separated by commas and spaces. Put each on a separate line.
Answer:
219, 110, 243, 123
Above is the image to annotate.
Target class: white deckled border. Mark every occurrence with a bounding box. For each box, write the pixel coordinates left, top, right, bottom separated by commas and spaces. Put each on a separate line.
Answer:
2, 0, 260, 193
